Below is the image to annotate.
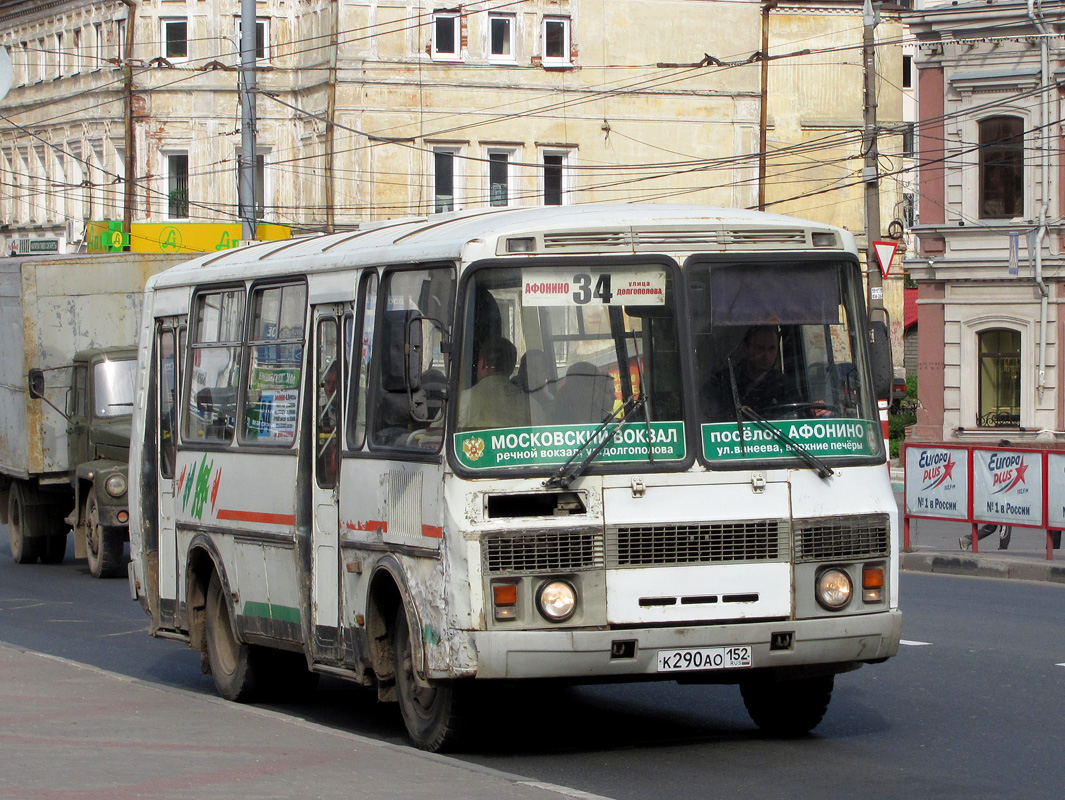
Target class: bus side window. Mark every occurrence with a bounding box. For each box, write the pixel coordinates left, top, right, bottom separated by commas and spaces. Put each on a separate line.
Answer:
240, 283, 306, 445
184, 288, 245, 444
348, 271, 377, 449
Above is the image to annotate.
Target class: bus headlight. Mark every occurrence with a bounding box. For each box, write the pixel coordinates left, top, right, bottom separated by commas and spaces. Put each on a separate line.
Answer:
537, 580, 577, 623
104, 473, 128, 498
815, 568, 853, 611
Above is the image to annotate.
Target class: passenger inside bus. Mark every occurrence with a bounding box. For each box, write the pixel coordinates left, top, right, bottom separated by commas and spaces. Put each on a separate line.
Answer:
554, 361, 618, 424
456, 337, 530, 431
513, 348, 557, 424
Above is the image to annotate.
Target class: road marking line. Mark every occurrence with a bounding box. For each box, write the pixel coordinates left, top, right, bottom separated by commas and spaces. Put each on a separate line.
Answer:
900, 640, 932, 646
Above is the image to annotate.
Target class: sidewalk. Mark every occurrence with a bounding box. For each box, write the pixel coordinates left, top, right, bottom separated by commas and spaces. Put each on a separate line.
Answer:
0, 643, 608, 800
891, 465, 1065, 585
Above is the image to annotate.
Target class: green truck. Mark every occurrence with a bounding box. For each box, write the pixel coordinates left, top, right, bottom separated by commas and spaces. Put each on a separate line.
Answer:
1, 253, 190, 577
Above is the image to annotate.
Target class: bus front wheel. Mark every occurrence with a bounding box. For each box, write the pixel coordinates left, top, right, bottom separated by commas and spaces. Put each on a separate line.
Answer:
205, 571, 259, 701
740, 674, 834, 736
393, 607, 463, 752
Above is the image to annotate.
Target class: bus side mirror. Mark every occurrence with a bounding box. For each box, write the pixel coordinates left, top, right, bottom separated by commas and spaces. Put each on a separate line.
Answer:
869, 318, 893, 402
28, 368, 45, 399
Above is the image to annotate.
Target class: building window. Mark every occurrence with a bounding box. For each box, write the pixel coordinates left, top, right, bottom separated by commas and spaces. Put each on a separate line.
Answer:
979, 116, 1024, 220
488, 151, 511, 207
55, 33, 64, 78
162, 19, 188, 62
235, 17, 270, 61
542, 17, 570, 66
433, 148, 460, 213
167, 153, 189, 218
432, 12, 461, 60
489, 14, 515, 61
542, 151, 571, 205
902, 55, 912, 90
978, 328, 1021, 427
902, 122, 916, 159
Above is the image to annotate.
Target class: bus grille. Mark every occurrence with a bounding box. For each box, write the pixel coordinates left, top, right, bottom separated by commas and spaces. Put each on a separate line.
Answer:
606, 520, 789, 567
793, 514, 891, 562
483, 530, 604, 574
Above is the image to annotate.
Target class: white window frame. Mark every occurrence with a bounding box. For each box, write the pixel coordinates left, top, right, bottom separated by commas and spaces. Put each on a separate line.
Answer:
431, 12, 462, 62
161, 18, 189, 63
487, 13, 516, 63
431, 145, 463, 213
233, 146, 273, 219
55, 32, 64, 78
541, 16, 571, 67
539, 148, 574, 206
163, 150, 190, 220
485, 147, 518, 207
234, 16, 271, 63
959, 315, 1032, 431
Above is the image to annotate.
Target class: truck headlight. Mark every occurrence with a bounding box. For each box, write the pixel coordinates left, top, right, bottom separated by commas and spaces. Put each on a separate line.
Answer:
537, 580, 577, 623
104, 473, 127, 498
815, 568, 853, 610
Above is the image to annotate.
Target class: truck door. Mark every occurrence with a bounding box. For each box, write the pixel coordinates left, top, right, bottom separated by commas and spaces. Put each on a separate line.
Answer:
309, 307, 345, 659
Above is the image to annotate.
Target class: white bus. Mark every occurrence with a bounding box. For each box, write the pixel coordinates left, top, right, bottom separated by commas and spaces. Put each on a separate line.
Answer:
128, 204, 901, 751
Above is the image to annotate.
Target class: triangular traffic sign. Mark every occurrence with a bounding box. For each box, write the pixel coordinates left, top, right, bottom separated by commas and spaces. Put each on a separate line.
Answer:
873, 240, 898, 278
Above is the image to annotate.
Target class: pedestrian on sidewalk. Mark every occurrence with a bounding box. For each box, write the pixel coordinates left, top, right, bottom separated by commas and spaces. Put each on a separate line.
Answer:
960, 524, 1011, 551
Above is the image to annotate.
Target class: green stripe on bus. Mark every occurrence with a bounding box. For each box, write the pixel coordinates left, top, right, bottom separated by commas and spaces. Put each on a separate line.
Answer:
243, 601, 301, 624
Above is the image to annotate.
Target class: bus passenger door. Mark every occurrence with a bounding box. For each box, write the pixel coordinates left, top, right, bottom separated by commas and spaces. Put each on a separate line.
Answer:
154, 322, 182, 620
309, 308, 344, 657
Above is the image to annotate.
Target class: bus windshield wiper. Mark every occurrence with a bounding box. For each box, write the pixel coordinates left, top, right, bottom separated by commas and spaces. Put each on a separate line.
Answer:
737, 404, 834, 480
544, 394, 647, 489
725, 357, 832, 479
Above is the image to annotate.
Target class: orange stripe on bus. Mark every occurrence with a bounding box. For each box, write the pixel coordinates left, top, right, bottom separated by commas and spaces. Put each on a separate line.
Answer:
345, 520, 389, 532
216, 509, 296, 526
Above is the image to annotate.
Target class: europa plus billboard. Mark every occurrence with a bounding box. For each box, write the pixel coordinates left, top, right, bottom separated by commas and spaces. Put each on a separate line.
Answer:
971, 448, 1044, 528
904, 445, 969, 521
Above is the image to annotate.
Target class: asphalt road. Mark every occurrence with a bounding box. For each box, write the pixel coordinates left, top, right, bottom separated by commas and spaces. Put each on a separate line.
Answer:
2, 530, 1064, 799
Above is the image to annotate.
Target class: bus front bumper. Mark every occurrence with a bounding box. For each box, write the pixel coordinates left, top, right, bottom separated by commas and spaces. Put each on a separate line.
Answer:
469, 610, 902, 680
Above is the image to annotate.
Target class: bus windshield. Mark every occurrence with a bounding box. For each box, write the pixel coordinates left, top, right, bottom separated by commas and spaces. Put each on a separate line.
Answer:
689, 258, 882, 465
453, 262, 686, 472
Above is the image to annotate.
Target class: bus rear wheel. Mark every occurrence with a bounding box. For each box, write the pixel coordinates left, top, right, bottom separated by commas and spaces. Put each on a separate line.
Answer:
393, 607, 463, 752
85, 491, 125, 578
740, 674, 834, 736
205, 571, 259, 701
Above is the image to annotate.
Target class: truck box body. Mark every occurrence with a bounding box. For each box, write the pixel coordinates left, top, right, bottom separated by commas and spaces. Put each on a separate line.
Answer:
0, 253, 187, 482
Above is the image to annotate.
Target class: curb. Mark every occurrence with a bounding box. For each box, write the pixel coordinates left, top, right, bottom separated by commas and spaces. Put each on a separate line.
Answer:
901, 552, 1065, 584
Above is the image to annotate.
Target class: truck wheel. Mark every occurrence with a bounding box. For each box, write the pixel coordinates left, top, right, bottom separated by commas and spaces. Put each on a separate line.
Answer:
85, 491, 125, 578
205, 571, 260, 701
393, 606, 465, 752
8, 483, 42, 564
41, 533, 68, 564
740, 674, 834, 737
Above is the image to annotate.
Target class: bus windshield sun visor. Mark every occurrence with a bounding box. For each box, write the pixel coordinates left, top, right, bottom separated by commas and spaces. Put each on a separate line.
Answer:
711, 263, 841, 327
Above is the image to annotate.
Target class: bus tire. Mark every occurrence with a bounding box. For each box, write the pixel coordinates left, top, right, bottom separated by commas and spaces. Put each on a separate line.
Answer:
205, 571, 259, 701
8, 482, 42, 565
393, 607, 463, 752
740, 674, 834, 736
85, 491, 125, 578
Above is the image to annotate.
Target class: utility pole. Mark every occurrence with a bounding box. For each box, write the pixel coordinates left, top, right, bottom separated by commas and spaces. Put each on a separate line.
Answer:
758, 1, 777, 212
239, 0, 258, 243
862, 0, 882, 311
120, 0, 137, 250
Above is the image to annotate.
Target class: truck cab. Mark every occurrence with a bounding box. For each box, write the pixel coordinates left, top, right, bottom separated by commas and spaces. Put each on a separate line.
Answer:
65, 347, 137, 578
